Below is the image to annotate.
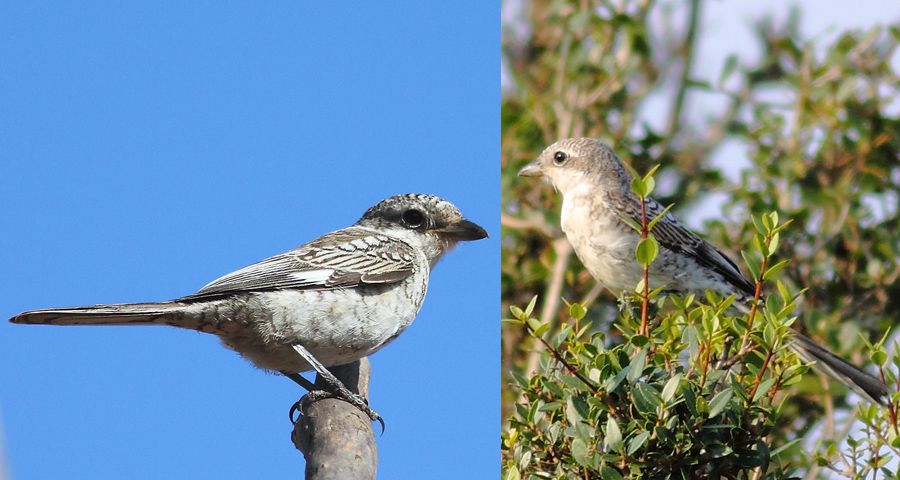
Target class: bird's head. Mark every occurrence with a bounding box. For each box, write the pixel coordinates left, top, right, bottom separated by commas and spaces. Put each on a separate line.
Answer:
356, 194, 488, 266
518, 138, 631, 195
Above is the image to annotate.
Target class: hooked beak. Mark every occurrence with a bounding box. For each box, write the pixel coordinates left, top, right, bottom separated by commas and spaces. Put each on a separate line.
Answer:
434, 219, 488, 241
517, 161, 543, 177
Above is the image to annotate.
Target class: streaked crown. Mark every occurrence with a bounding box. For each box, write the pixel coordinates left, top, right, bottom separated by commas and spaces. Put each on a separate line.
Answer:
357, 193, 465, 232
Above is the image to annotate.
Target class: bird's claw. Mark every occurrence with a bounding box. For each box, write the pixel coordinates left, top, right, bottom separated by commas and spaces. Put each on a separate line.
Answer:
289, 399, 303, 423
289, 390, 385, 434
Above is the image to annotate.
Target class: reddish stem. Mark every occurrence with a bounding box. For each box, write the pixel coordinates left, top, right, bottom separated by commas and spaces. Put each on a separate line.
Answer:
880, 367, 899, 436
640, 197, 650, 336
699, 342, 712, 387
737, 244, 769, 370
736, 234, 770, 388
527, 323, 599, 394
748, 350, 774, 401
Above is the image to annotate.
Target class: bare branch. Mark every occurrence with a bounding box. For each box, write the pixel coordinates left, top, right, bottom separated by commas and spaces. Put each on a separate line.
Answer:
293, 360, 377, 480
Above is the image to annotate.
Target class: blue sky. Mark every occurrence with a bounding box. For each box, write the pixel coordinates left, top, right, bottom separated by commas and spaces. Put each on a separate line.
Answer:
0, 2, 497, 479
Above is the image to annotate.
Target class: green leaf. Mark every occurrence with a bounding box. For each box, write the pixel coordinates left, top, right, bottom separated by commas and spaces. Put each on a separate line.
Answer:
683, 325, 700, 359
682, 387, 699, 418
763, 259, 790, 281
634, 278, 646, 294
604, 416, 623, 451
753, 378, 776, 402
632, 383, 662, 414
566, 396, 589, 424
708, 390, 733, 418
605, 365, 629, 393
569, 302, 586, 321
627, 350, 646, 383
773, 218, 792, 233
766, 232, 780, 257
635, 235, 659, 266
614, 208, 643, 232
763, 322, 776, 348
751, 214, 766, 235
760, 213, 773, 232
771, 438, 803, 456
533, 320, 551, 338
599, 466, 624, 480
741, 250, 761, 281
571, 438, 590, 466
718, 54, 738, 86
630, 334, 649, 347
509, 305, 523, 319
654, 425, 674, 446
543, 378, 564, 397
524, 295, 538, 317
871, 348, 888, 366
642, 175, 656, 197
504, 466, 521, 480
776, 281, 791, 303
575, 322, 592, 340
631, 176, 647, 197
752, 235, 765, 257
627, 431, 651, 456
662, 374, 682, 402
768, 211, 779, 230
647, 203, 674, 231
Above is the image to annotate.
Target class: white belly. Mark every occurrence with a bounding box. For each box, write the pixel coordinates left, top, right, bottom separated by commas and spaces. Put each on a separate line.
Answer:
561, 194, 642, 293
209, 270, 429, 373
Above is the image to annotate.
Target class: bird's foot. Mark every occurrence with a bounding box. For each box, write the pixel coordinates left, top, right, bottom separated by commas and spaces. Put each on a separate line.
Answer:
287, 345, 385, 432
289, 389, 384, 433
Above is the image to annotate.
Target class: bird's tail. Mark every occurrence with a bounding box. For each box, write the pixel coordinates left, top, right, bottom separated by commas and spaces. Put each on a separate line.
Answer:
790, 333, 888, 405
10, 302, 186, 327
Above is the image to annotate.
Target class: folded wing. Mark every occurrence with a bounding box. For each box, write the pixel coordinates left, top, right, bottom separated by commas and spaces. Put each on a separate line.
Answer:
181, 227, 417, 300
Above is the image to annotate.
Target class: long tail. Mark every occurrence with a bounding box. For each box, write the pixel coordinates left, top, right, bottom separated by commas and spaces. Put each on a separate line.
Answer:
10, 302, 187, 327
790, 333, 888, 405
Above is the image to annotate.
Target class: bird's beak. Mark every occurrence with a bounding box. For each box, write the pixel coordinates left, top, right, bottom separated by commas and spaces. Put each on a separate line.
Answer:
434, 219, 488, 241
518, 161, 543, 177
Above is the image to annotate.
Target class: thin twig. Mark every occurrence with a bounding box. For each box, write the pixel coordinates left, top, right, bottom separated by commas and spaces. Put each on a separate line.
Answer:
526, 322, 599, 395
501, 212, 556, 238
639, 198, 650, 336
524, 239, 573, 378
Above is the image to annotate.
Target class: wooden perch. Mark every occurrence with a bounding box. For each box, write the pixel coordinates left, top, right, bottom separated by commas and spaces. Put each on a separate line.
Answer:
292, 359, 377, 480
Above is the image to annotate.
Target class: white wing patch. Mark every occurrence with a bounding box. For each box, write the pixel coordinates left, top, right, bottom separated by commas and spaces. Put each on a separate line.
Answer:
288, 270, 334, 283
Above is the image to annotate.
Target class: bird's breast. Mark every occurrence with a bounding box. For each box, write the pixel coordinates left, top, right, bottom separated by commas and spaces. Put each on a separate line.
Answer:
561, 193, 642, 293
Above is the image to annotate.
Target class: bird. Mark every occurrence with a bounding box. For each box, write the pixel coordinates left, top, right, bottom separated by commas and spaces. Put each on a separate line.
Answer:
518, 137, 888, 404
10, 193, 488, 424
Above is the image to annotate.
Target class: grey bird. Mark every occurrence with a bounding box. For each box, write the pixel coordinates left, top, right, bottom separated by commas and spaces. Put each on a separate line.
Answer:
518, 137, 888, 404
10, 193, 488, 424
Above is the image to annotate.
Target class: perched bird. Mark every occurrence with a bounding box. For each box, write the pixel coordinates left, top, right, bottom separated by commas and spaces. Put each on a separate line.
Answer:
518, 137, 887, 404
10, 193, 488, 423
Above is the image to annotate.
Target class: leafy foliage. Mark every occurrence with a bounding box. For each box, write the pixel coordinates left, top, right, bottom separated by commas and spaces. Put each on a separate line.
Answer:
502, 1, 900, 477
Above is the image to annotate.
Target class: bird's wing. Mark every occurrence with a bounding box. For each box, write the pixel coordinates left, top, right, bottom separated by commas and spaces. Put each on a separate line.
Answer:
181, 227, 417, 300
611, 193, 756, 297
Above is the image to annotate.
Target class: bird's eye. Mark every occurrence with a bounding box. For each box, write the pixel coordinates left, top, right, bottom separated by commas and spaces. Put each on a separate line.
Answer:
553, 151, 568, 165
401, 209, 426, 228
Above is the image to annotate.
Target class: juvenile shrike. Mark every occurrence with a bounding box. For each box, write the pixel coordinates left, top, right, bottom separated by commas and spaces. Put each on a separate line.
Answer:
519, 137, 887, 404
11, 193, 488, 423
